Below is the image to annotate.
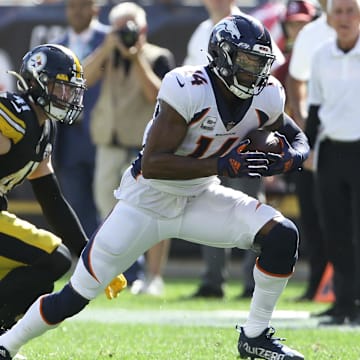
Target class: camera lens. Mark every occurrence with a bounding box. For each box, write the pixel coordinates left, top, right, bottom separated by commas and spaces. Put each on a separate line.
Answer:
118, 20, 139, 48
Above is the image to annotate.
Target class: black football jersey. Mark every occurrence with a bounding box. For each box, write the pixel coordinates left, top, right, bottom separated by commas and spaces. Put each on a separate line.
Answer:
0, 92, 56, 195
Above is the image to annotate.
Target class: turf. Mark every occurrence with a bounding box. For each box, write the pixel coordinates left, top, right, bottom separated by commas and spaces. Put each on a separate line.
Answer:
13, 278, 360, 359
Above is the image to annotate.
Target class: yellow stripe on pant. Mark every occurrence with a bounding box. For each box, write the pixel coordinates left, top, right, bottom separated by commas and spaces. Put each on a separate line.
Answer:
0, 211, 61, 279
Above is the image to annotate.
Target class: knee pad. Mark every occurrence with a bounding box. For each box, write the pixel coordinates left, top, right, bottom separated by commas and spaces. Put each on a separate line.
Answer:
256, 218, 299, 275
42, 283, 89, 325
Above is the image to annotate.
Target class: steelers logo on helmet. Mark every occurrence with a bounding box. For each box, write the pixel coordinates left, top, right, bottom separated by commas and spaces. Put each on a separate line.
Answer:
208, 14, 275, 99
26, 52, 47, 73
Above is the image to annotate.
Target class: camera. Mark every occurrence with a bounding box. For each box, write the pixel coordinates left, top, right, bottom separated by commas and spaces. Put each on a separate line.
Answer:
117, 20, 139, 48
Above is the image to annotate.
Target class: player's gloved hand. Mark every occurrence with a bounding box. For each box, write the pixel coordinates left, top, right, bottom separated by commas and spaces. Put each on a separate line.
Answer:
104, 273, 127, 300
217, 139, 269, 178
265, 133, 303, 176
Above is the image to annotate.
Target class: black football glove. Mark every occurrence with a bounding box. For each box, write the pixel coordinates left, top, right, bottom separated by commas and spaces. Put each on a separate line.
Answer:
265, 133, 303, 176
217, 139, 269, 178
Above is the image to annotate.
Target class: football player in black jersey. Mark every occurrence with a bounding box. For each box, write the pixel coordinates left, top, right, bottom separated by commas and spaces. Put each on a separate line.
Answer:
0, 44, 125, 334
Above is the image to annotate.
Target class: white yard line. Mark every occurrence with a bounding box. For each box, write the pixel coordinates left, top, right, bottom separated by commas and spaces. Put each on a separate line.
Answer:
71, 309, 319, 328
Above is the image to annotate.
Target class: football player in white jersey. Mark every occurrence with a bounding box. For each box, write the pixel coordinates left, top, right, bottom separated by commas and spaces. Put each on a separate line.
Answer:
0, 14, 308, 360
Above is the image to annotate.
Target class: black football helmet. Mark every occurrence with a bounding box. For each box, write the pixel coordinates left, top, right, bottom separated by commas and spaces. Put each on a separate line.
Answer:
208, 14, 275, 99
16, 44, 86, 125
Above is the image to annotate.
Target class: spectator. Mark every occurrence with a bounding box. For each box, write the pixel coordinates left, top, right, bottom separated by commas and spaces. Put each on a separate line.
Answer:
273, 0, 318, 93
272, 1, 318, 240
84, 1, 175, 294
250, 0, 286, 51
287, 0, 335, 302
184, 0, 285, 70
55, 0, 144, 286
183, 0, 284, 299
305, 0, 360, 325
53, 0, 106, 238
0, 15, 308, 360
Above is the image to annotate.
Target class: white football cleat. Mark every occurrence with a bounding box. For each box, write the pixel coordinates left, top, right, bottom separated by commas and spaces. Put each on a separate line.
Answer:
145, 276, 164, 296
130, 279, 146, 295
130, 276, 165, 296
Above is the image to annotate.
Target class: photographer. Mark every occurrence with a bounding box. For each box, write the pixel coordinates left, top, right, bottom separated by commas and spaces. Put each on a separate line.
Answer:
83, 2, 175, 295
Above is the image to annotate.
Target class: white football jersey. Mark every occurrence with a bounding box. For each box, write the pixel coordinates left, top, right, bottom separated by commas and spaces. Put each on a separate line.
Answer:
132, 65, 285, 196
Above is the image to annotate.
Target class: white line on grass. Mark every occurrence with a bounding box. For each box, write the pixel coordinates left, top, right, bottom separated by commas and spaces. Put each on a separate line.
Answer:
71, 309, 320, 328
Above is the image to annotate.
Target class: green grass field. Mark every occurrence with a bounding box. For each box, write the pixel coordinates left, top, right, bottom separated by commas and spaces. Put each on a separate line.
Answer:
15, 277, 360, 359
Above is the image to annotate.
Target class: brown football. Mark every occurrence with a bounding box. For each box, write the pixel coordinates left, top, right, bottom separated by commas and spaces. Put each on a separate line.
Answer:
245, 128, 282, 153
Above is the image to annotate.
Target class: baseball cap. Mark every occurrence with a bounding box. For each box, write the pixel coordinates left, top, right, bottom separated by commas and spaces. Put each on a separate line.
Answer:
285, 0, 317, 22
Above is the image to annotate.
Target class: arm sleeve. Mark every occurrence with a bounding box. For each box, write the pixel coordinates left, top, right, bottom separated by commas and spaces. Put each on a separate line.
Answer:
276, 112, 310, 162
30, 173, 88, 257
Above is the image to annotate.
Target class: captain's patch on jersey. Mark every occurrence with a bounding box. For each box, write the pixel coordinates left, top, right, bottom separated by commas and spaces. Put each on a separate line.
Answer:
201, 116, 217, 131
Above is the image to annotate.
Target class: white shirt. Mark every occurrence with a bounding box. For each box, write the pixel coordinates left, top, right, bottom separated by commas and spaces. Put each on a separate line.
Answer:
289, 15, 335, 81
183, 7, 285, 70
308, 37, 360, 141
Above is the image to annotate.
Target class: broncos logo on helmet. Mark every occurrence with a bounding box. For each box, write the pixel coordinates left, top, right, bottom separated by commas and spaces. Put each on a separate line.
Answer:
214, 17, 242, 42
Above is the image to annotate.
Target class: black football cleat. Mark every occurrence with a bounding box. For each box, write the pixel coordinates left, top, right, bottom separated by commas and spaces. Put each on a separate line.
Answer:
190, 284, 224, 299
0, 346, 12, 360
237, 326, 304, 360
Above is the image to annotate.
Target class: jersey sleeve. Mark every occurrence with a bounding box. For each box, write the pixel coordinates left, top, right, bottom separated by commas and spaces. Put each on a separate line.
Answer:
157, 67, 197, 123
261, 76, 286, 126
0, 94, 26, 144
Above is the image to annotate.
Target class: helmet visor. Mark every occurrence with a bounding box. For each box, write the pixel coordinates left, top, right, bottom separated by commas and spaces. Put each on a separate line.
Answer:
51, 80, 85, 108
46, 80, 85, 124
235, 51, 268, 74
233, 51, 273, 88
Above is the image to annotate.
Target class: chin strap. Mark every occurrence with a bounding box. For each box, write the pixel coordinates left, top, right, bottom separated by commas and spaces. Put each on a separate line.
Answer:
7, 70, 29, 92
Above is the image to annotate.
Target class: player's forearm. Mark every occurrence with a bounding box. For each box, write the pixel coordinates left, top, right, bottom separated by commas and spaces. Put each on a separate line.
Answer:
83, 43, 111, 86
142, 153, 217, 179
134, 52, 161, 103
30, 174, 88, 257
276, 113, 310, 161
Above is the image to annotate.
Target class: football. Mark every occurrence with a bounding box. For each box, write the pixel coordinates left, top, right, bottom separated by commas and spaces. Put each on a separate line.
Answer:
245, 128, 282, 154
